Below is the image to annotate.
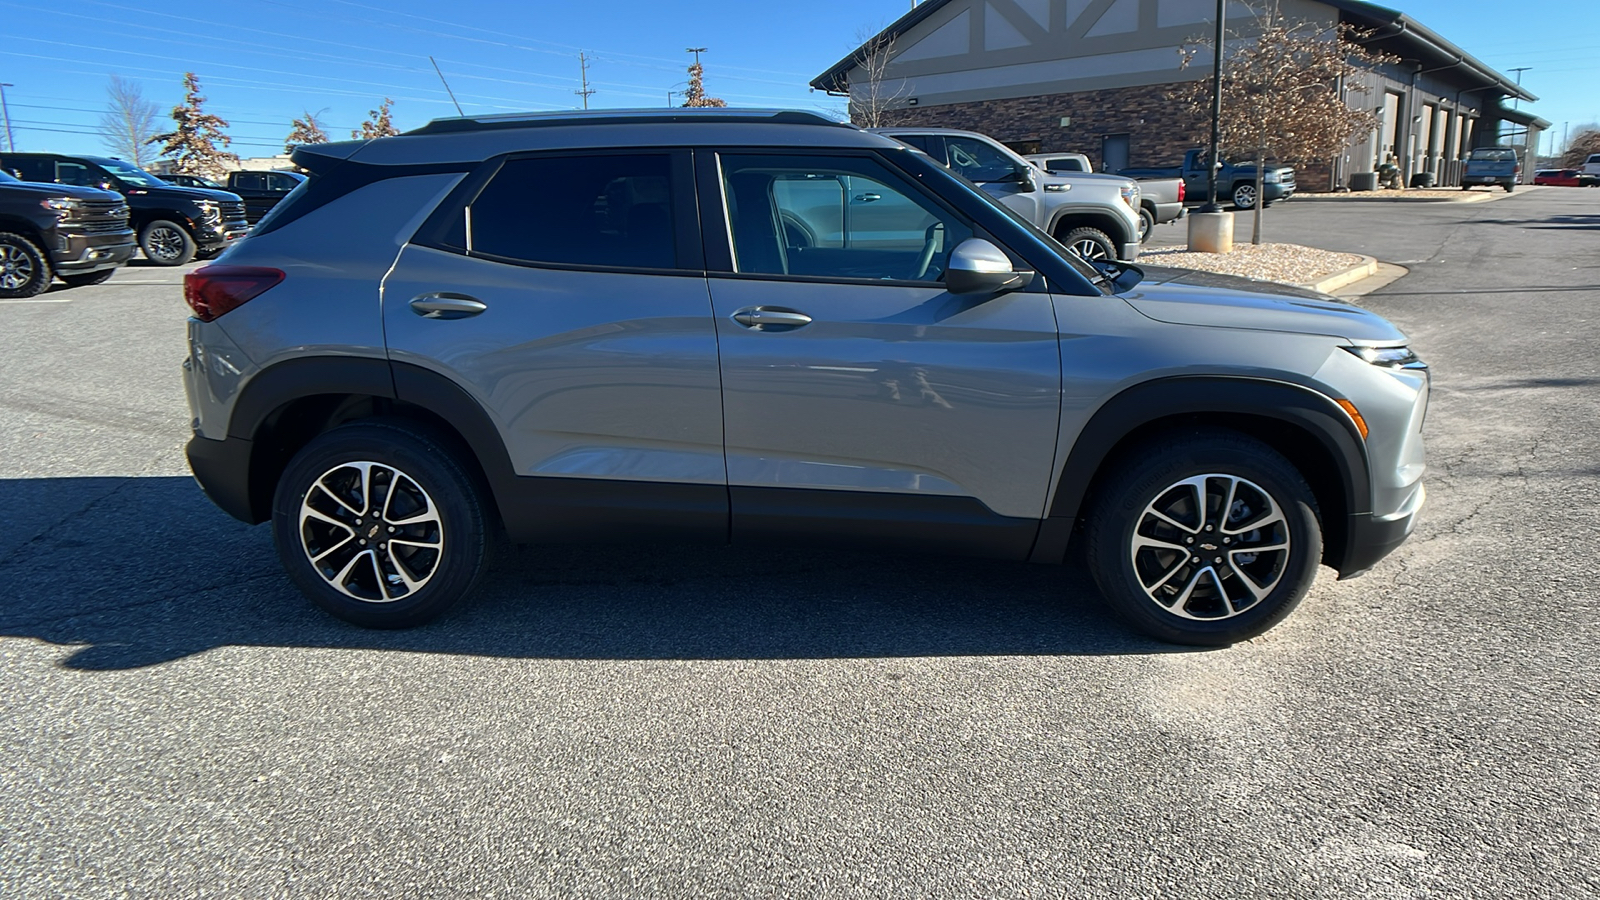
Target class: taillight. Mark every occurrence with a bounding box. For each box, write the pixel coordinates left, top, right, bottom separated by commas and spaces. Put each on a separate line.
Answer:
1177, 179, 1186, 202
185, 266, 284, 322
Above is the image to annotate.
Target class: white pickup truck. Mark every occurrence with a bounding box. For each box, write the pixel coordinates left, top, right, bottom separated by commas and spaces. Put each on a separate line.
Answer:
873, 127, 1142, 262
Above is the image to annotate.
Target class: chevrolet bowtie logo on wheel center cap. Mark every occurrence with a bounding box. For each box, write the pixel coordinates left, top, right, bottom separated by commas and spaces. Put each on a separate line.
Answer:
367, 524, 383, 539
1200, 543, 1219, 552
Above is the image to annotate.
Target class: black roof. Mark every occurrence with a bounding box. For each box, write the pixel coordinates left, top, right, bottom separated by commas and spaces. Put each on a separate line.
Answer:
408, 108, 848, 136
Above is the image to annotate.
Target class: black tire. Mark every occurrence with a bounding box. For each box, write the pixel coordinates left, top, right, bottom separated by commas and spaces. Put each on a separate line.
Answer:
1502, 181, 1515, 193
1058, 226, 1116, 262
59, 268, 117, 288
1231, 183, 1258, 210
271, 420, 494, 628
138, 219, 196, 266
0, 232, 53, 299
1084, 431, 1322, 646
1137, 206, 1156, 243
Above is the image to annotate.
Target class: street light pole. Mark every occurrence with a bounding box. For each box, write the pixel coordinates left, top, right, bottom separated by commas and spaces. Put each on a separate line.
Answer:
1201, 0, 1226, 212
0, 83, 14, 153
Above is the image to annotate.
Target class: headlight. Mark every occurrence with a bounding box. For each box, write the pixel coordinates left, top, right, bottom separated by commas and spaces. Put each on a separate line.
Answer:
1343, 345, 1425, 369
1263, 171, 1281, 184
1120, 184, 1136, 208
41, 198, 79, 216
195, 201, 221, 221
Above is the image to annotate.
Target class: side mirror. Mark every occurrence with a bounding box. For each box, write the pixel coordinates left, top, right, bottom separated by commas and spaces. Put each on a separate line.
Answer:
1014, 166, 1038, 193
945, 238, 1035, 295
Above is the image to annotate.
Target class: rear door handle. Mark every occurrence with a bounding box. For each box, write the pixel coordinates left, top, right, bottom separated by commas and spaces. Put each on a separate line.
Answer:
410, 293, 486, 319
731, 307, 813, 331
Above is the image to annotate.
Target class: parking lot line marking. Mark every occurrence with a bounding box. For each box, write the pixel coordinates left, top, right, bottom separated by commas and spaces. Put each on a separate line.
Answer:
0, 297, 73, 304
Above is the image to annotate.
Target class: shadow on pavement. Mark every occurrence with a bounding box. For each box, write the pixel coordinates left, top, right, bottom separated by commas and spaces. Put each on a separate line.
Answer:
0, 477, 1181, 670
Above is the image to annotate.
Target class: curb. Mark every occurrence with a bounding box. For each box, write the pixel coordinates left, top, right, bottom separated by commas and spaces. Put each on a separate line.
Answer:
1299, 254, 1378, 293
1291, 184, 1544, 204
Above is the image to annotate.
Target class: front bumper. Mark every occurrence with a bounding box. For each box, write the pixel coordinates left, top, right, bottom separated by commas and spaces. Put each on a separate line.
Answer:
54, 229, 137, 272
1336, 484, 1424, 579
195, 220, 251, 251
1263, 183, 1295, 202
1119, 241, 1140, 262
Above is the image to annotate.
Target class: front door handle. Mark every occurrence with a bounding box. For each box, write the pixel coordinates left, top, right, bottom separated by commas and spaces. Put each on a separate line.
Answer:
410, 293, 486, 319
731, 307, 813, 331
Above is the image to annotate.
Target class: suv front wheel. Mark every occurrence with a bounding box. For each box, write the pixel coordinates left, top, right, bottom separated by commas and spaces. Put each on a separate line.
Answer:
271, 421, 493, 628
1085, 432, 1322, 646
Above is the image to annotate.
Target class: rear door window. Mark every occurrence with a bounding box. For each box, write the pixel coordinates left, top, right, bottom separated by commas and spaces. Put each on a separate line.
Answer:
467, 153, 682, 270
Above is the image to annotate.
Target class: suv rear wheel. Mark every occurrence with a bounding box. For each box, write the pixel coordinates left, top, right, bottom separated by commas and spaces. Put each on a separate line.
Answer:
0, 232, 52, 298
1085, 432, 1322, 646
271, 421, 493, 628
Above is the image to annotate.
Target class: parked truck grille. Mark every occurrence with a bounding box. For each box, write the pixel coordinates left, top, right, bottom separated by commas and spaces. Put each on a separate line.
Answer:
220, 201, 247, 222
63, 201, 132, 232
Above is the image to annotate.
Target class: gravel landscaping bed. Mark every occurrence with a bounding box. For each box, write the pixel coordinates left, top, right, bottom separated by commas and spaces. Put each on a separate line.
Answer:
1138, 241, 1366, 286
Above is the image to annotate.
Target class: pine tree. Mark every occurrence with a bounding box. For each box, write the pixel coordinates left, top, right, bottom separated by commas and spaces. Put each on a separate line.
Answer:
285, 110, 330, 154
353, 99, 399, 139
681, 64, 727, 108
147, 73, 239, 178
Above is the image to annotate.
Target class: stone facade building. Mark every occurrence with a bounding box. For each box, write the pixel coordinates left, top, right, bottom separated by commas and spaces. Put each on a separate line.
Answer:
813, 0, 1548, 189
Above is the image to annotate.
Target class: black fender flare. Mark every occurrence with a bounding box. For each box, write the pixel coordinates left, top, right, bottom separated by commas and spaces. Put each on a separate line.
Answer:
1046, 375, 1372, 525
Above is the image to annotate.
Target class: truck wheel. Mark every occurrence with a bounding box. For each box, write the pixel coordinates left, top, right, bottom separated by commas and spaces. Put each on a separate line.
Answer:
1058, 226, 1115, 262
60, 269, 117, 288
1137, 207, 1155, 243
139, 220, 196, 266
1084, 431, 1322, 646
0, 232, 53, 299
1502, 181, 1515, 193
1232, 183, 1258, 210
271, 420, 494, 628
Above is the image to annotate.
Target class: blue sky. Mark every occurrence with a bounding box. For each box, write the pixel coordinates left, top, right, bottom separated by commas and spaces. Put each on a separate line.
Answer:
3, 0, 1595, 161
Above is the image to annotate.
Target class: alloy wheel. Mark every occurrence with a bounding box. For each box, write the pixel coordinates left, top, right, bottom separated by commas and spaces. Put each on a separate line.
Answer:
146, 226, 186, 263
298, 461, 445, 603
1069, 238, 1110, 261
0, 244, 36, 291
1234, 185, 1258, 209
1129, 473, 1289, 621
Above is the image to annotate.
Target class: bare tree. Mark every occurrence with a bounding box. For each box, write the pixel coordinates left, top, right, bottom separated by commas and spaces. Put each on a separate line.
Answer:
1561, 125, 1600, 168
353, 99, 399, 139
286, 110, 329, 154
1179, 1, 1395, 240
98, 75, 160, 168
147, 72, 239, 178
847, 28, 907, 127
680, 63, 727, 108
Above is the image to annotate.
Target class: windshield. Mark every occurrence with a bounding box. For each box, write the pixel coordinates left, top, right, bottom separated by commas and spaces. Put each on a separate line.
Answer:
98, 159, 169, 187
1469, 148, 1517, 161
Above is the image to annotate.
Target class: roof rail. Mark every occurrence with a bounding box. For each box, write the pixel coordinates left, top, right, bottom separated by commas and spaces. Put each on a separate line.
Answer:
407, 108, 851, 136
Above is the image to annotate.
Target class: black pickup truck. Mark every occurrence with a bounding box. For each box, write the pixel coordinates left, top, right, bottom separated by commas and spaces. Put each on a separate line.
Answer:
0, 153, 249, 265
0, 170, 136, 297
1120, 149, 1296, 210
219, 170, 307, 224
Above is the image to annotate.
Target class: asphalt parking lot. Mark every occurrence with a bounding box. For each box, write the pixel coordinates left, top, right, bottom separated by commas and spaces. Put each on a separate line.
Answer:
2, 189, 1597, 898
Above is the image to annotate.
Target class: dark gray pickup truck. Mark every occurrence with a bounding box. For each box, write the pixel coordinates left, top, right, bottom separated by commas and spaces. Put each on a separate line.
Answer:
1121, 149, 1296, 210
0, 170, 135, 297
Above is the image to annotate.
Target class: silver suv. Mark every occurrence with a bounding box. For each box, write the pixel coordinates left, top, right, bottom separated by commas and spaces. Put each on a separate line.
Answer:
183, 109, 1427, 646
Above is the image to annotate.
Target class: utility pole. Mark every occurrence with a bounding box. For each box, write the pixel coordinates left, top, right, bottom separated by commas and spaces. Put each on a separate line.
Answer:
1200, 0, 1225, 212
1508, 67, 1530, 110
576, 52, 596, 109
0, 83, 13, 153
429, 57, 464, 116
686, 47, 707, 68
